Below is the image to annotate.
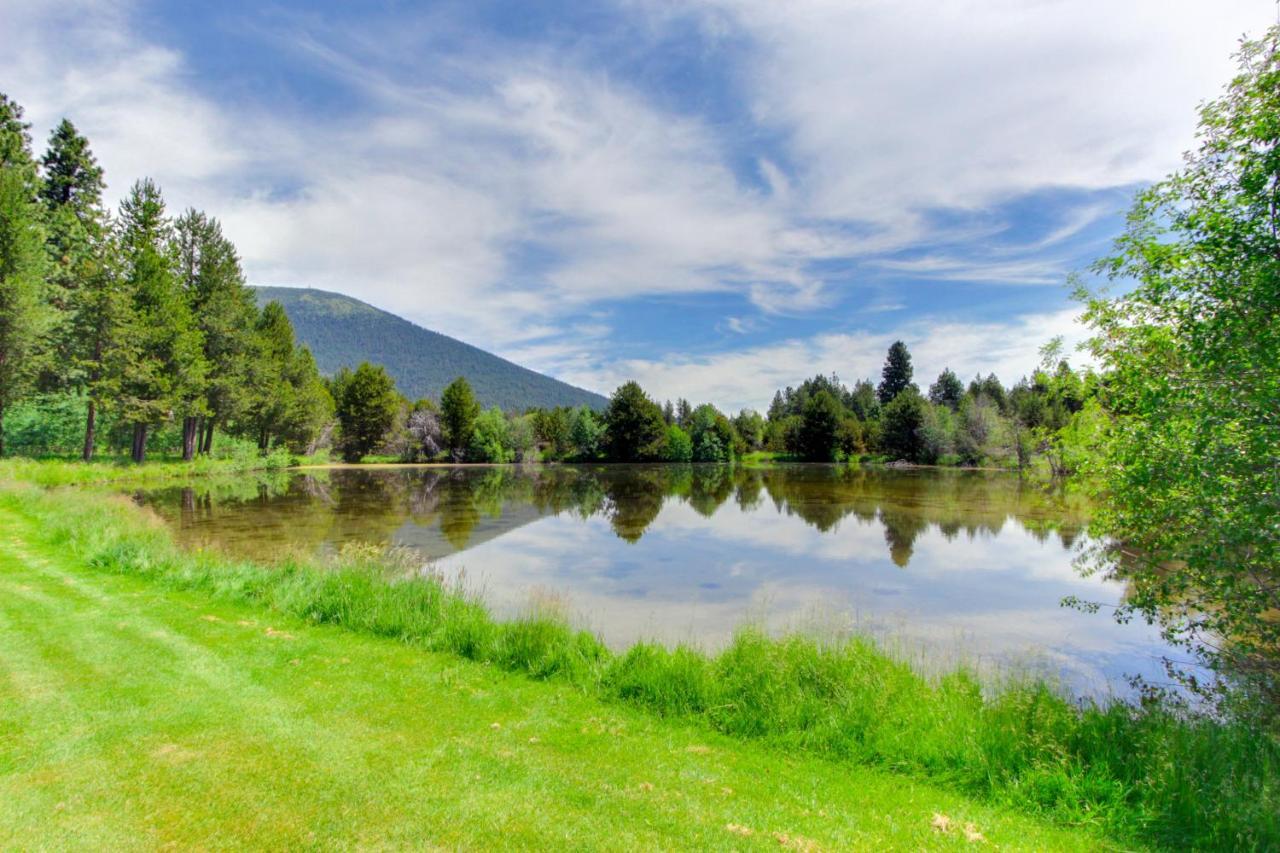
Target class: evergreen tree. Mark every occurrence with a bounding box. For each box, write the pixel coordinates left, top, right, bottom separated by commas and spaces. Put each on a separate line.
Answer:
116, 179, 204, 462
676, 397, 692, 427
967, 373, 1007, 411
603, 381, 667, 461
174, 209, 257, 458
928, 367, 964, 410
880, 389, 927, 462
279, 346, 333, 454
793, 389, 843, 461
37, 118, 119, 460
0, 94, 52, 456
877, 340, 914, 404
767, 389, 786, 422
39, 119, 105, 368
241, 300, 295, 449
440, 376, 480, 460
335, 361, 398, 462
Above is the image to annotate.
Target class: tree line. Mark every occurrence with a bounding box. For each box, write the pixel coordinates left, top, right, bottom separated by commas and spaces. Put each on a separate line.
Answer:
0, 94, 332, 462
311, 336, 1097, 471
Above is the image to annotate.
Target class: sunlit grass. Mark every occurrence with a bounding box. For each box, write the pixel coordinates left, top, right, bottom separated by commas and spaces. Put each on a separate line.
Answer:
0, 447, 293, 486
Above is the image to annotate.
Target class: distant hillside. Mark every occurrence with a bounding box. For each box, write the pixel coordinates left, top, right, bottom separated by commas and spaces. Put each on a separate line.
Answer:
253, 287, 607, 411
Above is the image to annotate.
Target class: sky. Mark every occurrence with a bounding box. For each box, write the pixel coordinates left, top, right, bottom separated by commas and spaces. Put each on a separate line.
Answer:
2, 0, 1272, 411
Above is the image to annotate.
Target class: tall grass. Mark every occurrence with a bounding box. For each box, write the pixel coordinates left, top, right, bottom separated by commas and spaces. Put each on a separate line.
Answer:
3, 481, 1276, 849
0, 442, 294, 487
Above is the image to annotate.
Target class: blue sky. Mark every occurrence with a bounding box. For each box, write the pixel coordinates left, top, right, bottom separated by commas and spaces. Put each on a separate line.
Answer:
3, 0, 1271, 410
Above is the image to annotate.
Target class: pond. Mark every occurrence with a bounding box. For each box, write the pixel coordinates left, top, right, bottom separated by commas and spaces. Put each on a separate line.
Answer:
130, 464, 1176, 698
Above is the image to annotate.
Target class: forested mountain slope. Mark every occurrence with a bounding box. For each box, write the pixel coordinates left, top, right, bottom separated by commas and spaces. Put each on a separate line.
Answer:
254, 287, 606, 411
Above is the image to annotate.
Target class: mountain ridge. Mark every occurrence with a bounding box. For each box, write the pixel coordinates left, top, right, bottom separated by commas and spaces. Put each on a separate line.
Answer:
253, 286, 607, 411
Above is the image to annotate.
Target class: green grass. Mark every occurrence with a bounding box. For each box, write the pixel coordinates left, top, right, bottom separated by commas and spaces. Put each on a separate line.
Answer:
1, 473, 1277, 849
0, 490, 1098, 850
0, 448, 293, 486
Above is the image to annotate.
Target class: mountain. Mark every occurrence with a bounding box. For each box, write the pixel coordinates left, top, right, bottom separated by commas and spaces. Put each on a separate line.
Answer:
253, 287, 607, 411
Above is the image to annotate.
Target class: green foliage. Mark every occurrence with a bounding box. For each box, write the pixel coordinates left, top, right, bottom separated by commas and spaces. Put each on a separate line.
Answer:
732, 408, 765, 451
334, 362, 400, 463
955, 395, 1002, 465
602, 381, 667, 462
663, 424, 692, 462
0, 393, 90, 455
568, 405, 604, 460
880, 389, 927, 462
235, 302, 332, 454
468, 406, 513, 463
917, 402, 955, 464
928, 368, 964, 410
1080, 28, 1280, 716
174, 209, 258, 438
253, 287, 606, 411
0, 93, 53, 455
533, 407, 572, 460
115, 178, 206, 460
440, 376, 480, 460
877, 340, 915, 404
688, 404, 737, 463
792, 389, 843, 461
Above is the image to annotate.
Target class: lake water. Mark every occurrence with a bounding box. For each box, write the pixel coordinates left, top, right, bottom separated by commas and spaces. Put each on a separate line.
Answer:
130, 464, 1176, 698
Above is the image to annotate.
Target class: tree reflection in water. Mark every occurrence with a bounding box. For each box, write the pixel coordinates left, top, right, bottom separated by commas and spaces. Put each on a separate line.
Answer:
135, 464, 1089, 569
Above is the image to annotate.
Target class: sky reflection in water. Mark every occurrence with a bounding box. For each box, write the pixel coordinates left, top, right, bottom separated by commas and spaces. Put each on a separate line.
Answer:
133, 465, 1175, 698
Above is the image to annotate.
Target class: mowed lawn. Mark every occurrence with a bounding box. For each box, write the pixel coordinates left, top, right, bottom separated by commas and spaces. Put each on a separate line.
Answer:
0, 507, 1107, 851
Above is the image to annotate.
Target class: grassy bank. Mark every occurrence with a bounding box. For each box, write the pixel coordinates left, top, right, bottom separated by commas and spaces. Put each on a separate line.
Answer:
0, 448, 294, 486
0, 486, 1099, 850
2, 476, 1277, 849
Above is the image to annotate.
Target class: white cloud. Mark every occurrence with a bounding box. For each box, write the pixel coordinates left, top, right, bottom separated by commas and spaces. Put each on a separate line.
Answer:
1, 0, 1268, 390
685, 0, 1265, 221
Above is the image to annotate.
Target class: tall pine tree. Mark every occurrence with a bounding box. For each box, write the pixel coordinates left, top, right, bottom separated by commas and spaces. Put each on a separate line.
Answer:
116, 179, 204, 462
0, 94, 52, 456
174, 209, 256, 458
877, 340, 914, 404
38, 118, 118, 460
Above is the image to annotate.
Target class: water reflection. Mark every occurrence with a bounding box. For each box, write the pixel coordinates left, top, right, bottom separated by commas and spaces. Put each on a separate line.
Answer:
135, 464, 1165, 697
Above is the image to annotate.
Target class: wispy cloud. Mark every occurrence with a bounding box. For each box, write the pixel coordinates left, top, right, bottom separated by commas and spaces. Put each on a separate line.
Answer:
0, 0, 1265, 396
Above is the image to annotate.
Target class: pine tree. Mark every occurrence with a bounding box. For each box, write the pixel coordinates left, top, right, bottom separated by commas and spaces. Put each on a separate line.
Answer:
676, 398, 692, 427
174, 209, 256, 458
116, 179, 204, 462
335, 361, 399, 462
240, 300, 295, 450
877, 340, 914, 404
928, 368, 964, 410
0, 94, 52, 456
440, 376, 480, 460
38, 118, 117, 459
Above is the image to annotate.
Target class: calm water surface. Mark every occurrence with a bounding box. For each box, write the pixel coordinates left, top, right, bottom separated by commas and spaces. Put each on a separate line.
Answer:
131, 464, 1175, 697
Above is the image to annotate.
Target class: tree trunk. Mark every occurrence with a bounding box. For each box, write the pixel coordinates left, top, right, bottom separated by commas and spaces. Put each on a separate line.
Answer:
259, 428, 269, 451
181, 416, 198, 461
0, 403, 6, 458
200, 419, 215, 455
83, 399, 97, 462
131, 423, 148, 464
